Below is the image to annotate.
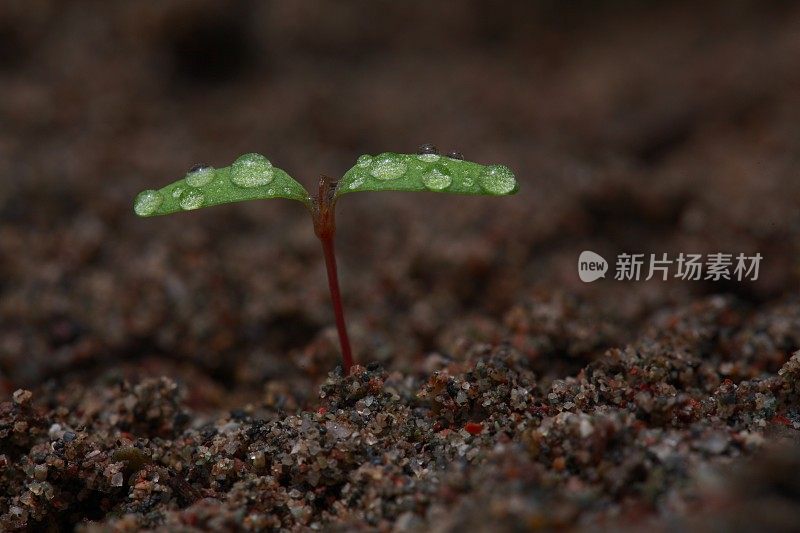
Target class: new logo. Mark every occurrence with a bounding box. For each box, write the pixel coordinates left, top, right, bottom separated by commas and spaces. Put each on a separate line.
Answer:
578, 250, 608, 282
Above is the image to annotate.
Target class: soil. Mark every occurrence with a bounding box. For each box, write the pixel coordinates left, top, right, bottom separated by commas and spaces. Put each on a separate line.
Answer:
2, 1, 800, 531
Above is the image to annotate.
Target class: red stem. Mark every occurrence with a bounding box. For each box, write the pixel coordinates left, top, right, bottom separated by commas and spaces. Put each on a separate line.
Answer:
319, 234, 353, 373
312, 176, 354, 374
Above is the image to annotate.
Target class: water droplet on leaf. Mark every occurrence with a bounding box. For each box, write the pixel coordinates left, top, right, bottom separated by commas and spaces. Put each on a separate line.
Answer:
370, 155, 407, 180
479, 165, 516, 194
185, 164, 215, 187
417, 153, 440, 162
417, 143, 438, 155
421, 167, 452, 191
180, 190, 204, 210
230, 153, 274, 187
446, 151, 465, 160
356, 155, 372, 167
173, 187, 184, 198
417, 144, 440, 162
134, 190, 162, 216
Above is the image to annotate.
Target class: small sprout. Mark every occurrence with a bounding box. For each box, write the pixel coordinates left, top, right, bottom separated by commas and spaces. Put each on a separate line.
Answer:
134, 149, 518, 373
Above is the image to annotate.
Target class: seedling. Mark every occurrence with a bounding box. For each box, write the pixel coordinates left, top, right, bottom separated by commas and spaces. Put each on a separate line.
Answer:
134, 145, 518, 373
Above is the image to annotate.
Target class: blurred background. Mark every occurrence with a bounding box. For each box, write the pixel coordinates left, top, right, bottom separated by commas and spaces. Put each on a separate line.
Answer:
1, 0, 799, 406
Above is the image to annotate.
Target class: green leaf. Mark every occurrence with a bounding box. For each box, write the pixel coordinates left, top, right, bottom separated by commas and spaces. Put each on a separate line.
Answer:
133, 153, 311, 217
336, 152, 518, 198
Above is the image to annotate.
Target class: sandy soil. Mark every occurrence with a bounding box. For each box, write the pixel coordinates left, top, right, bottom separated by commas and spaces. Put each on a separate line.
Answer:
1, 1, 800, 530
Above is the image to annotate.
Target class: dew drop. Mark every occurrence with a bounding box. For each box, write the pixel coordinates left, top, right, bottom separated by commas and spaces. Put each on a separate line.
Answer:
230, 153, 274, 188
446, 151, 465, 160
417, 153, 440, 163
185, 164, 215, 187
172, 187, 184, 198
479, 165, 516, 194
180, 190, 204, 210
356, 155, 372, 168
370, 154, 407, 180
349, 176, 365, 190
421, 167, 452, 191
134, 190, 163, 216
417, 143, 439, 155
